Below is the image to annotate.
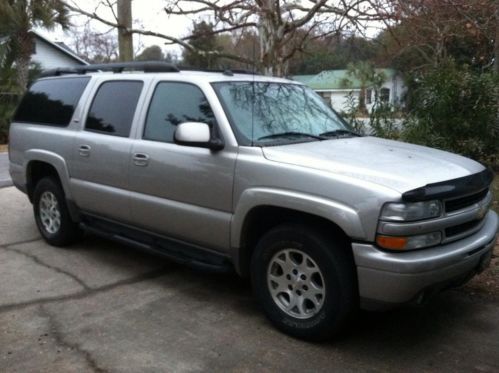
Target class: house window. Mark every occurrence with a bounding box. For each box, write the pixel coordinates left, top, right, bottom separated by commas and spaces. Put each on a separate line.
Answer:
380, 88, 390, 103
318, 92, 332, 105
366, 89, 372, 104
30, 39, 36, 54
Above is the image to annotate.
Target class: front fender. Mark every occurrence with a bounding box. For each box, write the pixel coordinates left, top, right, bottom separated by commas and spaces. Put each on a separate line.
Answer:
231, 187, 365, 250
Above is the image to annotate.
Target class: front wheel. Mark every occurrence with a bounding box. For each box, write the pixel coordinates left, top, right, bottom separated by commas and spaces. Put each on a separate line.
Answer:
33, 177, 81, 246
251, 224, 357, 341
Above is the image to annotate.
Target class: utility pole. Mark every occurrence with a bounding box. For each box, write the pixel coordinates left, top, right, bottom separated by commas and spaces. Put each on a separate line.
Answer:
117, 0, 133, 61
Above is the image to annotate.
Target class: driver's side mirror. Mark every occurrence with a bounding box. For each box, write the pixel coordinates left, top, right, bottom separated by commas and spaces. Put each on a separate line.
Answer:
174, 122, 224, 151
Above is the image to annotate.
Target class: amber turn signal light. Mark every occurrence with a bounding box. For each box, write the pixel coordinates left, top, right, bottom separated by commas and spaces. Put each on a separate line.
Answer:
376, 235, 408, 250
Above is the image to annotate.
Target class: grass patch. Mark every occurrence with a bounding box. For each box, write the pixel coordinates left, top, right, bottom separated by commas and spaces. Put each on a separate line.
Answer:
0, 144, 7, 153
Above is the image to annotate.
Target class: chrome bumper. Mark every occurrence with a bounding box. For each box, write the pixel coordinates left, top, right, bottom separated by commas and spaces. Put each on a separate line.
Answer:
353, 210, 498, 309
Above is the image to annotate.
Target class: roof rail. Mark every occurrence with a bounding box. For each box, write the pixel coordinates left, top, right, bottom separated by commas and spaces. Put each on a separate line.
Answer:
178, 66, 255, 75
39, 61, 180, 78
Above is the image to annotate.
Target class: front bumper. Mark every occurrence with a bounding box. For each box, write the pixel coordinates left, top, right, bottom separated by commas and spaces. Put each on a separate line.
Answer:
353, 210, 498, 310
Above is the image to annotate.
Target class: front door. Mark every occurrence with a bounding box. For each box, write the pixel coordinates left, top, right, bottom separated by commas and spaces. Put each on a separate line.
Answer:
128, 81, 236, 252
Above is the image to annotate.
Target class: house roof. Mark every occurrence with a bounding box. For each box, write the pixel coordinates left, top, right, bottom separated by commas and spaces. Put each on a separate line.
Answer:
293, 68, 397, 90
31, 30, 89, 66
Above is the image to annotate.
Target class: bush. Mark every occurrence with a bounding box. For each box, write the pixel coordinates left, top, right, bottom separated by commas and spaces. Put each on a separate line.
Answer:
402, 61, 499, 166
0, 94, 18, 143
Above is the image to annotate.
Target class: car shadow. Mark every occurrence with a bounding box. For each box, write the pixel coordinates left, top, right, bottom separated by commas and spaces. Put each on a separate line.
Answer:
79, 233, 495, 353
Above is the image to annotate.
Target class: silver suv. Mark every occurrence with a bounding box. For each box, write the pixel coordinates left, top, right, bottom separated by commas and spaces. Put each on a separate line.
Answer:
9, 62, 498, 341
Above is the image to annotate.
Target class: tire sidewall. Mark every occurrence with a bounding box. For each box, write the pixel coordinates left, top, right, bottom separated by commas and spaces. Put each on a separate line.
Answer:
251, 225, 355, 341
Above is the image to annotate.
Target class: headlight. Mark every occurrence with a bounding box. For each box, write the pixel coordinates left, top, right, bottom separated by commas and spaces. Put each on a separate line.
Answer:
376, 232, 442, 251
380, 200, 442, 222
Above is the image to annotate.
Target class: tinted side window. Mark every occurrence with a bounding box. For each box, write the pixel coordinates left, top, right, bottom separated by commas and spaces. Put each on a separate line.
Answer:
144, 82, 216, 143
85, 81, 143, 137
14, 77, 90, 126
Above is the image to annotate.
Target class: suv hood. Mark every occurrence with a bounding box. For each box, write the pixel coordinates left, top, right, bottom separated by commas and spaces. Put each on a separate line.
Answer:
262, 137, 485, 194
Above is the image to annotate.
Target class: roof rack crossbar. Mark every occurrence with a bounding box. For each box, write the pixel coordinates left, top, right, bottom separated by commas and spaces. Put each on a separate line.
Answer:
39, 61, 180, 78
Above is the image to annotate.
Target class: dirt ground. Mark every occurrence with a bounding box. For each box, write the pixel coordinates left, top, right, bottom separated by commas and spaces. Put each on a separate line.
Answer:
0, 144, 7, 153
463, 239, 499, 299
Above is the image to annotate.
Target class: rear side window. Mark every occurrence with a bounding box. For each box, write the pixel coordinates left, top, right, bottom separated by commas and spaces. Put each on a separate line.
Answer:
144, 82, 217, 143
14, 77, 90, 126
85, 81, 143, 137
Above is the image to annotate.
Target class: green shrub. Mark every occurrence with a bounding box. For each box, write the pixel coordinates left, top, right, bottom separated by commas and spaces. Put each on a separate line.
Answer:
0, 94, 18, 144
402, 61, 499, 166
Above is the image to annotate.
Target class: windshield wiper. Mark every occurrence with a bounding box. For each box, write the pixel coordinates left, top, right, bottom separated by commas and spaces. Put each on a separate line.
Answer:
257, 132, 325, 141
319, 129, 360, 138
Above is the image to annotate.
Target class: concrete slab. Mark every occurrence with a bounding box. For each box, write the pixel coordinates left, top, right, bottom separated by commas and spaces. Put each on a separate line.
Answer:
3, 270, 499, 372
0, 152, 11, 188
0, 187, 39, 246
0, 248, 84, 307
1, 180, 499, 372
9, 237, 170, 289
0, 306, 94, 372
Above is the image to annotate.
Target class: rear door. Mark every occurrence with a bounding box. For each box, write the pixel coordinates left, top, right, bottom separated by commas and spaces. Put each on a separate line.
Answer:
69, 79, 144, 222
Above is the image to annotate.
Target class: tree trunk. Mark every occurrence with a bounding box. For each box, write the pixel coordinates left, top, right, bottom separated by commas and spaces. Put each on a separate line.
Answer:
257, 1, 288, 77
15, 31, 34, 93
117, 0, 133, 61
358, 87, 367, 115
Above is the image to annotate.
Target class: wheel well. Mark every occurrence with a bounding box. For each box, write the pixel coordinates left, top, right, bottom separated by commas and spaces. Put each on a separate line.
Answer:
26, 161, 61, 201
237, 206, 351, 277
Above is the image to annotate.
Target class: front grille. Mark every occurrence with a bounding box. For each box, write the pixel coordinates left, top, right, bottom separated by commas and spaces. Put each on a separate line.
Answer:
445, 219, 483, 238
445, 189, 489, 213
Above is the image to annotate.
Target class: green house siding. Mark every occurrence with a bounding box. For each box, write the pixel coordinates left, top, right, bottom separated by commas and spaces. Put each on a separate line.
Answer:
293, 69, 397, 91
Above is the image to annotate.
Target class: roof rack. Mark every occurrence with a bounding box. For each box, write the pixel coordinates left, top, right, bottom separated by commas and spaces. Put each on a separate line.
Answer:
39, 61, 258, 78
39, 61, 180, 78
178, 67, 255, 75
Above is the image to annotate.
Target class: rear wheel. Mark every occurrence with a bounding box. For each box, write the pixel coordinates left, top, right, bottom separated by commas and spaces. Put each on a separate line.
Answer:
251, 224, 357, 341
33, 177, 81, 246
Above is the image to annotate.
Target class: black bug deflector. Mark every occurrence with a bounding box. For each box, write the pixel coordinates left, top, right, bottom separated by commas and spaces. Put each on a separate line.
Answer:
402, 168, 494, 202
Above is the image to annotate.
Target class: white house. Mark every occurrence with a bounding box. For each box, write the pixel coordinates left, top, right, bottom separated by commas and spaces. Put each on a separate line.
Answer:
293, 68, 406, 113
29, 30, 88, 69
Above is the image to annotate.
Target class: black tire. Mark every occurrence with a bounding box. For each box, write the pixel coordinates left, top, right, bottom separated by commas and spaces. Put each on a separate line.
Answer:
33, 177, 81, 246
251, 224, 357, 341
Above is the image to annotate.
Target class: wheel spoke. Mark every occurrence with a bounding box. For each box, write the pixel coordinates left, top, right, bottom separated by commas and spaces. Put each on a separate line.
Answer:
296, 296, 307, 316
274, 252, 294, 274
268, 273, 288, 294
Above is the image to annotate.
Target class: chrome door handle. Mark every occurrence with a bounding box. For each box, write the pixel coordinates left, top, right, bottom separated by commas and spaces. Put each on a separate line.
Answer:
133, 153, 150, 167
79, 145, 91, 157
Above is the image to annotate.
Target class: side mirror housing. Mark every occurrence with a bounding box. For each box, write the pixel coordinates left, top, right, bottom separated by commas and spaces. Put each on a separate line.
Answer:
174, 122, 224, 151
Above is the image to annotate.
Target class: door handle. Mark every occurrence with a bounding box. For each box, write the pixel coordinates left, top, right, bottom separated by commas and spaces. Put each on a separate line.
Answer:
79, 145, 91, 157
133, 153, 150, 167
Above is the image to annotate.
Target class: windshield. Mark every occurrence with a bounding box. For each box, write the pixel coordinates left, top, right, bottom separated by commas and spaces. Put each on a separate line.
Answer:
212, 81, 353, 146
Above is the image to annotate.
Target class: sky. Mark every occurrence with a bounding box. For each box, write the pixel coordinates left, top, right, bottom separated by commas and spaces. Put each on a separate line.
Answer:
38, 0, 383, 58
38, 0, 195, 56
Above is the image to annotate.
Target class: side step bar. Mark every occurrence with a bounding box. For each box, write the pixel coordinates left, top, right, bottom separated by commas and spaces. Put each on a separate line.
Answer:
80, 214, 233, 273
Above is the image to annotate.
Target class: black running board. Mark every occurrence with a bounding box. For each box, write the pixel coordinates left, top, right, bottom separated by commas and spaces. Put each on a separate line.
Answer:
80, 214, 233, 273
